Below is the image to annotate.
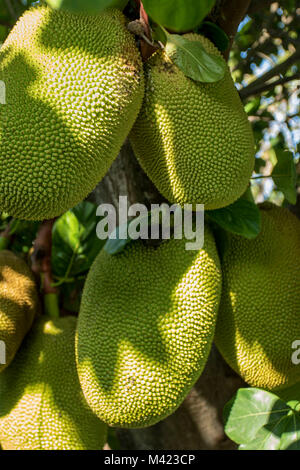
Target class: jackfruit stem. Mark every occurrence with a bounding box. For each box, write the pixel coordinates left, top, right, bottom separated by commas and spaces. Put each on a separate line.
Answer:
44, 292, 60, 319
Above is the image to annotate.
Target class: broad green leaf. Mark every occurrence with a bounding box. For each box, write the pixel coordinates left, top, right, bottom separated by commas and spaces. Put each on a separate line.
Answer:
142, 0, 215, 33
206, 198, 261, 239
165, 34, 225, 83
224, 388, 292, 444
46, 0, 128, 14
239, 410, 300, 450
197, 21, 229, 52
238, 416, 288, 450
244, 97, 261, 115
52, 201, 105, 280
272, 149, 297, 205
279, 413, 300, 450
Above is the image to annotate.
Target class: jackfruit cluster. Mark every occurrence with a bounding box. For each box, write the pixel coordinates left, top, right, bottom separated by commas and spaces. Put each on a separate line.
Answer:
0, 250, 40, 372
215, 203, 300, 391
0, 315, 107, 450
1, 0, 298, 450
76, 227, 222, 428
0, 4, 255, 221
0, 5, 144, 220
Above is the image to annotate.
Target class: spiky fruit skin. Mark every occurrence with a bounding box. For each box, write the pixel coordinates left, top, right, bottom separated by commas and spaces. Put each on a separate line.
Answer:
215, 203, 300, 391
76, 227, 222, 428
0, 5, 144, 220
0, 250, 40, 373
130, 34, 255, 210
0, 316, 107, 450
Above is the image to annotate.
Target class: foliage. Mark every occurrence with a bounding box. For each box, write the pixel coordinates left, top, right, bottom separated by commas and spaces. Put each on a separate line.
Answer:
0, 0, 299, 451
164, 33, 226, 83
224, 388, 300, 450
142, 0, 216, 33
230, 0, 299, 206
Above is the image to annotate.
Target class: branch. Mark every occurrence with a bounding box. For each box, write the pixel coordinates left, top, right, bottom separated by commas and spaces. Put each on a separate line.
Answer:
240, 72, 300, 99
31, 219, 57, 295
247, 0, 274, 14
213, 0, 252, 60
244, 49, 300, 91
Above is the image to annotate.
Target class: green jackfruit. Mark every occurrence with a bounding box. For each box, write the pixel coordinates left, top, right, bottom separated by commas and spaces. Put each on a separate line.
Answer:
215, 203, 300, 391
0, 316, 107, 450
130, 34, 255, 210
76, 227, 222, 428
0, 250, 40, 373
0, 5, 144, 220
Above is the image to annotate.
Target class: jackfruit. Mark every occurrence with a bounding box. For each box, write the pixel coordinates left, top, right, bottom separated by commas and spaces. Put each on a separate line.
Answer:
129, 34, 255, 210
0, 250, 40, 373
214, 203, 300, 391
76, 226, 222, 428
0, 315, 107, 450
0, 5, 144, 220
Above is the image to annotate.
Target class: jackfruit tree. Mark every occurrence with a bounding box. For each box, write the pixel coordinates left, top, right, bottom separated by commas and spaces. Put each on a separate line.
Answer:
0, 0, 299, 452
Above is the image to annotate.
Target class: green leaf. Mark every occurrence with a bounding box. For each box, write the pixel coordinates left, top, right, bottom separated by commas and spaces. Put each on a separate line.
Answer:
165, 34, 225, 83
224, 388, 292, 445
46, 0, 129, 14
239, 409, 300, 450
244, 97, 261, 115
279, 414, 300, 450
52, 201, 105, 281
142, 0, 216, 33
197, 21, 229, 52
272, 149, 297, 205
44, 293, 60, 319
238, 417, 288, 450
206, 197, 261, 239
